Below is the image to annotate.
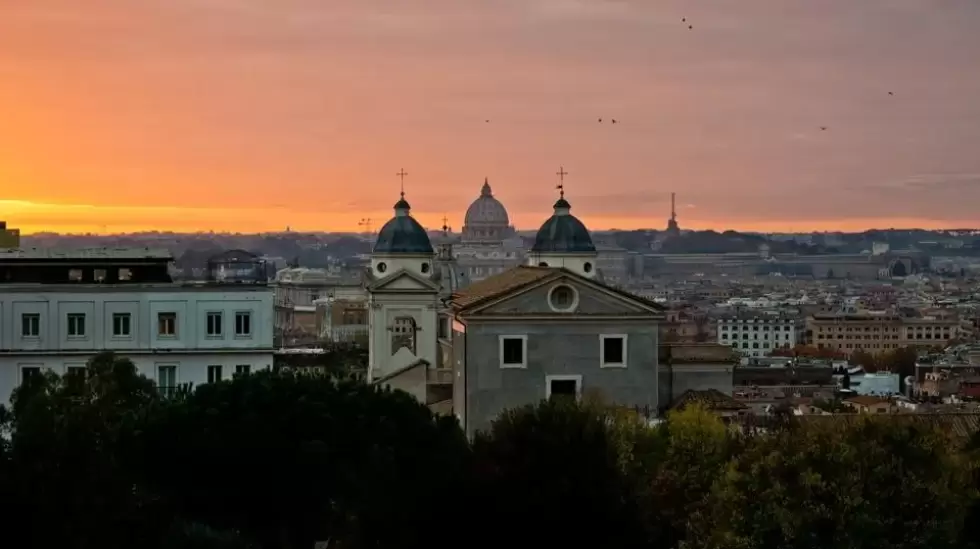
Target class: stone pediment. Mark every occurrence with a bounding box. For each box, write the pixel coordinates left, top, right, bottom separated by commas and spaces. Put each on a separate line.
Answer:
367, 268, 439, 293
464, 273, 663, 318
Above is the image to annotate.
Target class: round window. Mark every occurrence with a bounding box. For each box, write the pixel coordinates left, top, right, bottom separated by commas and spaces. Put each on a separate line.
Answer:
421, 262, 430, 274
538, 262, 549, 267
549, 285, 576, 311
583, 262, 593, 273
377, 262, 387, 273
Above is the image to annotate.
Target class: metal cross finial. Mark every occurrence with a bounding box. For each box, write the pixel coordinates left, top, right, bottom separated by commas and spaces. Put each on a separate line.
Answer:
396, 168, 408, 198
556, 166, 568, 198
441, 215, 450, 233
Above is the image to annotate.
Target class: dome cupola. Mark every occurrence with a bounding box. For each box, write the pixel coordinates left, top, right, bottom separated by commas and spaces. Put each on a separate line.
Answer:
526, 166, 598, 278
373, 196, 434, 255
370, 171, 435, 279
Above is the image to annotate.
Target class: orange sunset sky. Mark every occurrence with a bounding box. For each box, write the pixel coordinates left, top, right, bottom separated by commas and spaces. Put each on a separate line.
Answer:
2, 0, 980, 235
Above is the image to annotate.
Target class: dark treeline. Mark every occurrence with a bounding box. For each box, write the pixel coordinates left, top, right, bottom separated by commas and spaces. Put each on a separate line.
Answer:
2, 352, 979, 549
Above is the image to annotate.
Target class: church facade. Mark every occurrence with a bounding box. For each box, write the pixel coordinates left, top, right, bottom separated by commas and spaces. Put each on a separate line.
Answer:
363, 177, 664, 437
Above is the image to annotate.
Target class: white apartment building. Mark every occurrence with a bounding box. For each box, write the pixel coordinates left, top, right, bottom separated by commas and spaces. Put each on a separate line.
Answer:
718, 313, 799, 358
0, 248, 273, 402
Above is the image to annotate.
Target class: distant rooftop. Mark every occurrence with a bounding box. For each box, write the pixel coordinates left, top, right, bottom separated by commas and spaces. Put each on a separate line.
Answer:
0, 247, 173, 260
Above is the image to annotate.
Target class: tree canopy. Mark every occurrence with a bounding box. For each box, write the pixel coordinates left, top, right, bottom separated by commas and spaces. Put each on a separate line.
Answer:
1, 353, 978, 549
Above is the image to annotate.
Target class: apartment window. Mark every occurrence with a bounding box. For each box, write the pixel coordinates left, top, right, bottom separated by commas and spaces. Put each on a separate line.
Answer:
67, 313, 86, 338
21, 366, 42, 384
94, 269, 107, 282
112, 313, 132, 337
206, 312, 223, 337
21, 313, 40, 338
499, 335, 527, 368
207, 365, 223, 383
118, 268, 132, 281
600, 334, 627, 368
66, 366, 86, 378
235, 364, 251, 376
69, 268, 83, 281
157, 312, 177, 337
157, 365, 177, 398
235, 312, 252, 336
546, 375, 582, 401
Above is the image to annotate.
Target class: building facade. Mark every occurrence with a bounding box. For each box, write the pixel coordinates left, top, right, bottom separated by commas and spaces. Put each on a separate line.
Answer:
807, 312, 961, 353
448, 191, 664, 437
717, 312, 800, 357
0, 248, 273, 402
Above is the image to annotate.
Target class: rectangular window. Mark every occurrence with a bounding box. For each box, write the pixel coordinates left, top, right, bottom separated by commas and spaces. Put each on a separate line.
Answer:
158, 312, 177, 336
21, 366, 42, 384
235, 364, 251, 376
118, 268, 132, 281
94, 269, 107, 282
69, 268, 83, 281
206, 312, 223, 336
600, 335, 627, 368
546, 375, 582, 401
499, 335, 527, 368
235, 312, 252, 336
157, 365, 177, 398
207, 365, 223, 383
66, 366, 86, 382
21, 313, 40, 338
112, 313, 132, 337
67, 313, 86, 337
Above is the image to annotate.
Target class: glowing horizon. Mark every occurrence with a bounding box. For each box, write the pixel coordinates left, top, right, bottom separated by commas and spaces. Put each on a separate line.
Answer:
2, 1, 979, 234
5, 200, 976, 237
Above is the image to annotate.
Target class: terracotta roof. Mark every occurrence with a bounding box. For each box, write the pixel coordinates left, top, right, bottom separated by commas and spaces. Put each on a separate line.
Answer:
450, 266, 559, 310
671, 389, 748, 412
844, 395, 890, 406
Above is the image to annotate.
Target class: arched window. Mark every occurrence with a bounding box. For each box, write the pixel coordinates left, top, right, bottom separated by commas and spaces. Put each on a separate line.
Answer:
391, 316, 417, 354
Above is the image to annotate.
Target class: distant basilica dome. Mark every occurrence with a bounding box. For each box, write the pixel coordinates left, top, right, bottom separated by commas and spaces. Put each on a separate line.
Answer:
462, 178, 514, 244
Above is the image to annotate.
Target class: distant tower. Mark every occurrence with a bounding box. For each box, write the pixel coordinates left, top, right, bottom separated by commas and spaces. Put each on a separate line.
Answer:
665, 192, 681, 238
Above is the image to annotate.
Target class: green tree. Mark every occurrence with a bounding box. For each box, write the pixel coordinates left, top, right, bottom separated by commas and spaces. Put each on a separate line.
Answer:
468, 399, 651, 548
134, 370, 468, 549
6, 352, 164, 549
699, 417, 973, 549
640, 404, 740, 548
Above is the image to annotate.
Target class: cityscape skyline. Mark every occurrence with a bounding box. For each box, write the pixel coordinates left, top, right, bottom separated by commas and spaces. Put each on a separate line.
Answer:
2, 0, 980, 234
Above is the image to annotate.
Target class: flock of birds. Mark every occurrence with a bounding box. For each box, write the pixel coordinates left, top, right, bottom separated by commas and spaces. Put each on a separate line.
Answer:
481, 17, 898, 133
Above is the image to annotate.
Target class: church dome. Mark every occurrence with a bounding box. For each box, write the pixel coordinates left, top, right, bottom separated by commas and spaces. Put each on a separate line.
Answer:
464, 179, 510, 227
373, 196, 434, 254
531, 197, 596, 253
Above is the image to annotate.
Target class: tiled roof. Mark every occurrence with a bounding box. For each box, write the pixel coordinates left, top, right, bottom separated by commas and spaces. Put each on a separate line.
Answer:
450, 266, 556, 310
672, 389, 748, 412
844, 395, 889, 406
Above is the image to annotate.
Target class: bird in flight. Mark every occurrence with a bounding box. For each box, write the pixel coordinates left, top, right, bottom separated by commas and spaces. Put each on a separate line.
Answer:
611, 119, 618, 124
598, 118, 602, 123
888, 91, 894, 96
820, 126, 828, 131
